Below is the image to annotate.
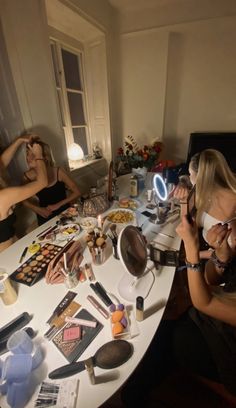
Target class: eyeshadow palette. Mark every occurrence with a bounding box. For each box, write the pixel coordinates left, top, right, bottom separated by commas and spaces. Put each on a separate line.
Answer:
10, 243, 63, 286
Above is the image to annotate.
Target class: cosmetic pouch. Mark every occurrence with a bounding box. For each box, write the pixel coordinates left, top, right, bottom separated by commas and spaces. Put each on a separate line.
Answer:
83, 193, 110, 217
45, 240, 85, 285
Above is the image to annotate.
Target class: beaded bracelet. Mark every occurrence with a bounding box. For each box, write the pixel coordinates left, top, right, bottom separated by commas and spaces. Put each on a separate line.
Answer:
185, 259, 202, 272
210, 250, 230, 270
179, 201, 187, 204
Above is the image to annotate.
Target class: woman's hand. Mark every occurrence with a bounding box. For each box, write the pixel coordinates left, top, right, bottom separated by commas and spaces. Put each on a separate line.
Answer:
206, 223, 233, 262
37, 207, 52, 219
47, 203, 61, 212
29, 143, 44, 159
176, 216, 199, 262
19, 133, 40, 144
173, 184, 189, 202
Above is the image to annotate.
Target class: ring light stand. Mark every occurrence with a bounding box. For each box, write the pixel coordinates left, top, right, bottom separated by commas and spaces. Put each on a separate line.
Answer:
149, 174, 168, 224
117, 226, 155, 302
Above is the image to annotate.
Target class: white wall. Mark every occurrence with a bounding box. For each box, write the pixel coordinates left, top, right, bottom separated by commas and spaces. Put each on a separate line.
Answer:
120, 14, 236, 163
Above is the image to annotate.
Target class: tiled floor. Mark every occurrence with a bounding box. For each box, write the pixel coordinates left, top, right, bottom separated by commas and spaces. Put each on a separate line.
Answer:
100, 270, 235, 408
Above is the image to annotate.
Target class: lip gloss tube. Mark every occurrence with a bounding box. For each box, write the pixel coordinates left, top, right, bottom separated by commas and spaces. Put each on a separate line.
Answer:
65, 316, 97, 328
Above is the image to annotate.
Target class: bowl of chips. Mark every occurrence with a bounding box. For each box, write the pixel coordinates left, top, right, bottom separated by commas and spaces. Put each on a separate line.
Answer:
106, 209, 135, 225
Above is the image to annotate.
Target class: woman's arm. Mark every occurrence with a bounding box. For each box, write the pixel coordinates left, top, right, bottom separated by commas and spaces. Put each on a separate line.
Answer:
23, 197, 52, 219
0, 134, 33, 168
176, 216, 236, 326
0, 144, 47, 216
46, 167, 80, 212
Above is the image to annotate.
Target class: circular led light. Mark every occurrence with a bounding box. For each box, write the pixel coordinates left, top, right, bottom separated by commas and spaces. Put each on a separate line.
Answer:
153, 174, 168, 201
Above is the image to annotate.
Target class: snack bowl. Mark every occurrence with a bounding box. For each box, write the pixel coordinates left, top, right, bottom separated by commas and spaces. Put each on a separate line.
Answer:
80, 217, 97, 233
105, 209, 136, 226
118, 197, 141, 211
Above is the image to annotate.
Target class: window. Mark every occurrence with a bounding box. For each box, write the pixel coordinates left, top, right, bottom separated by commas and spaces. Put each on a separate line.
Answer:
50, 40, 89, 156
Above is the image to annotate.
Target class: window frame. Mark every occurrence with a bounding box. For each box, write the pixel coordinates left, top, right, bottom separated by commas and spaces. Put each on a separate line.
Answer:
50, 37, 91, 157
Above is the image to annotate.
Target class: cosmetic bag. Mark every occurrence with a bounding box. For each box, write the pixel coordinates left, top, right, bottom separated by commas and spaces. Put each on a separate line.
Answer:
45, 240, 85, 284
83, 193, 110, 217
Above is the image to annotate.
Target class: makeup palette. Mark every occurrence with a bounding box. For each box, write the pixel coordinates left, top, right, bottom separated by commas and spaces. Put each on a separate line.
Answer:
10, 243, 63, 286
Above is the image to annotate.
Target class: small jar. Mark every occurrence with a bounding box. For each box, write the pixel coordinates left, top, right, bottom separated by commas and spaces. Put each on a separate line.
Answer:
130, 175, 139, 198
0, 270, 17, 305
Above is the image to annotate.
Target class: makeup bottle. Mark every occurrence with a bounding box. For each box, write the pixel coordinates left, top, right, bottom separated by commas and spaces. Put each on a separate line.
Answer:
136, 296, 144, 321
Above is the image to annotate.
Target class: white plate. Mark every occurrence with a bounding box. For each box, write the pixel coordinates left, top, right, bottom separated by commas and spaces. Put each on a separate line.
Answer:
118, 197, 141, 211
80, 217, 97, 232
105, 209, 136, 225
56, 223, 81, 241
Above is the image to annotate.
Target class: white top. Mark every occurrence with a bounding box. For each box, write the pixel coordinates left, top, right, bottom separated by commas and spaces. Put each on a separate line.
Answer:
0, 174, 181, 408
201, 211, 221, 242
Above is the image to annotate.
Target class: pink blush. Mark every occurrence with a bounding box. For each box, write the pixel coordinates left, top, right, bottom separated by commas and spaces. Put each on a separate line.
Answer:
63, 326, 81, 341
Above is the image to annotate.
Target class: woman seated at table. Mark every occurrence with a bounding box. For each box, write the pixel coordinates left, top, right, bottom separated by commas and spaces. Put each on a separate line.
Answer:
174, 149, 236, 257
121, 216, 236, 406
23, 137, 81, 225
0, 136, 47, 253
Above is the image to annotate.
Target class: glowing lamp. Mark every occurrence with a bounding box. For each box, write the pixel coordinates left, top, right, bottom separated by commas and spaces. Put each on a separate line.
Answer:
68, 143, 84, 162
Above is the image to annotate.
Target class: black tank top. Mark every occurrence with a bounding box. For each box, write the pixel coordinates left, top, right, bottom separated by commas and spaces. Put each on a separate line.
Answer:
0, 212, 16, 243
25, 167, 69, 225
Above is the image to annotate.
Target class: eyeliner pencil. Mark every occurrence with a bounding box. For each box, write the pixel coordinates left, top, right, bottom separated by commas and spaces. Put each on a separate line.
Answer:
19, 247, 28, 263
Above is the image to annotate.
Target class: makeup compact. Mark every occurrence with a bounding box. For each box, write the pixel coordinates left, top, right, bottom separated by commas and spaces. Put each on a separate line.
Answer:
10, 243, 63, 286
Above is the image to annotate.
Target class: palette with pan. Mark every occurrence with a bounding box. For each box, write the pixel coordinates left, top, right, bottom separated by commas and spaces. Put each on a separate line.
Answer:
10, 243, 63, 286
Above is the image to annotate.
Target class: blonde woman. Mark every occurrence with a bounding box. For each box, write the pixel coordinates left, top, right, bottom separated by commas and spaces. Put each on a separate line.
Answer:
23, 138, 81, 225
174, 149, 236, 255
122, 216, 236, 406
0, 136, 47, 252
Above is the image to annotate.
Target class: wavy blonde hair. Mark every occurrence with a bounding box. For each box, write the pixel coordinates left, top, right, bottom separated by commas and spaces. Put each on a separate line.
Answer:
190, 149, 236, 225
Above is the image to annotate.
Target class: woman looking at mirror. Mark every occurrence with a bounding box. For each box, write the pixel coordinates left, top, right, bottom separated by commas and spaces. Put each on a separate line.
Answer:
121, 215, 236, 406
23, 138, 81, 225
174, 149, 236, 257
0, 136, 47, 252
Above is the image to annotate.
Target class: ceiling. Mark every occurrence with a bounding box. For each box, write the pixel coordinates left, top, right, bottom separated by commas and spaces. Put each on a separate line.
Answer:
108, 0, 183, 12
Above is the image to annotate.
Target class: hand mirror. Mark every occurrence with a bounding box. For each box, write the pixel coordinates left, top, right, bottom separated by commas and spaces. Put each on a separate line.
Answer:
117, 225, 155, 301
48, 339, 133, 379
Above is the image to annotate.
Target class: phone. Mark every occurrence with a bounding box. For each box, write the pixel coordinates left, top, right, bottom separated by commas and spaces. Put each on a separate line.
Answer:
149, 244, 179, 267
141, 210, 152, 217
187, 185, 196, 224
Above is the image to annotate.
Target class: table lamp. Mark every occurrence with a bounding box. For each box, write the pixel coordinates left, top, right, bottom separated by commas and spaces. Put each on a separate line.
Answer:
117, 225, 155, 301
68, 143, 84, 168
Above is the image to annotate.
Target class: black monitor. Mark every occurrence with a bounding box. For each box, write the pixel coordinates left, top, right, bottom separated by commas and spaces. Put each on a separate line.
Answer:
186, 132, 236, 172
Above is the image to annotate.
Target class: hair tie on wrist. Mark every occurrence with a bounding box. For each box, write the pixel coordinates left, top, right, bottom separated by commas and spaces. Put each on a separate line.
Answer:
210, 251, 231, 269
185, 259, 202, 272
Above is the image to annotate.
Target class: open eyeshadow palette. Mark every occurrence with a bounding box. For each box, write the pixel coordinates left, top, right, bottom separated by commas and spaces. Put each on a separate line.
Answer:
10, 243, 63, 286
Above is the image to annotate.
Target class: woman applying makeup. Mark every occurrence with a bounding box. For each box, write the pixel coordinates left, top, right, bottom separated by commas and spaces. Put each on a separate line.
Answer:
121, 216, 236, 406
174, 149, 236, 256
23, 138, 81, 225
0, 136, 47, 253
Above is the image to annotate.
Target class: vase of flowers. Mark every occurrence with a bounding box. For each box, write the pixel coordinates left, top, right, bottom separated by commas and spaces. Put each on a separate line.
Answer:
115, 136, 163, 176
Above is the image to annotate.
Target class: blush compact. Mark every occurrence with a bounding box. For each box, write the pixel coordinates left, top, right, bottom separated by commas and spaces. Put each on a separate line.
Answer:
10, 243, 62, 286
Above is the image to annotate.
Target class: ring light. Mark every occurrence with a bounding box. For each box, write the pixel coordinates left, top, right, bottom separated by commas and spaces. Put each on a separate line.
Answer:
153, 174, 168, 202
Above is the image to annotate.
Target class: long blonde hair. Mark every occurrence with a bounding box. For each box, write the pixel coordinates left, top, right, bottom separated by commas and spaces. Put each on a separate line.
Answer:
191, 149, 236, 225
